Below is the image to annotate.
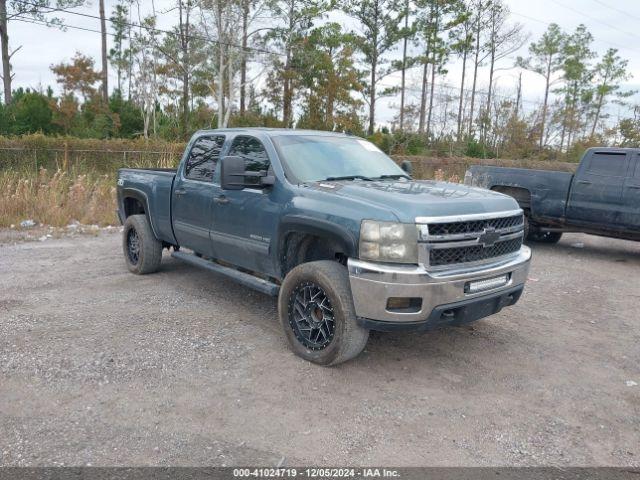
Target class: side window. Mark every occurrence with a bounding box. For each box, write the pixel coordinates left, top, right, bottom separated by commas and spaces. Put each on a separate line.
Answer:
635, 155, 640, 178
184, 135, 225, 181
586, 152, 627, 177
228, 136, 271, 186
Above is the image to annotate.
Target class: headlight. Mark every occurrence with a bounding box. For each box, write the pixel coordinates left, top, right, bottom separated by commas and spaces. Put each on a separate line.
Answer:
359, 220, 418, 263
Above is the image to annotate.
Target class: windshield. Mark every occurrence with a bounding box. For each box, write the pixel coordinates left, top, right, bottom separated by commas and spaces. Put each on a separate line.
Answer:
272, 135, 408, 183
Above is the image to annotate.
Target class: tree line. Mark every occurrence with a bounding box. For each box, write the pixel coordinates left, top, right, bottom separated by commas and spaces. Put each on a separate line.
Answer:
0, 0, 637, 160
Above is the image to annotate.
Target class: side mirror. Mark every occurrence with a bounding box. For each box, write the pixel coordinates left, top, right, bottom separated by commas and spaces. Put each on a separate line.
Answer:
220, 156, 246, 190
401, 160, 413, 175
220, 155, 276, 190
260, 174, 275, 186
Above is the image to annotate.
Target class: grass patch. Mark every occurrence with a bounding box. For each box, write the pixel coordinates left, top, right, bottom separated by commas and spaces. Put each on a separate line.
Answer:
0, 169, 117, 228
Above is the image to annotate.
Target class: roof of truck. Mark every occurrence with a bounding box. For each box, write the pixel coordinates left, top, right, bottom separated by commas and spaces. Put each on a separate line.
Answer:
194, 127, 354, 138
584, 147, 640, 153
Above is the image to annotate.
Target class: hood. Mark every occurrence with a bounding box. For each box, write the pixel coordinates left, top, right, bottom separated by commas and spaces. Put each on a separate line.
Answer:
307, 179, 519, 223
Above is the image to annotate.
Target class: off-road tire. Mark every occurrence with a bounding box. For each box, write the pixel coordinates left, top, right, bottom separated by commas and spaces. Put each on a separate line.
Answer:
523, 214, 531, 240
122, 214, 162, 274
524, 214, 562, 244
528, 230, 563, 244
278, 260, 369, 366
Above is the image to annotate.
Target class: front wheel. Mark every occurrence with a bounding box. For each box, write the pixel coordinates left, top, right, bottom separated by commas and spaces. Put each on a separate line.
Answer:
122, 214, 163, 274
278, 260, 369, 366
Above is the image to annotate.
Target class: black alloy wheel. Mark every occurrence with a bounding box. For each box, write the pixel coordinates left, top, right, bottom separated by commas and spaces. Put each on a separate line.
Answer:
126, 227, 141, 265
288, 282, 336, 350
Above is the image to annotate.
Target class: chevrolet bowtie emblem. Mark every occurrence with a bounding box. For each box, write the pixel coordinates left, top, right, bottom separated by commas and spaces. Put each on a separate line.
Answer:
478, 227, 500, 247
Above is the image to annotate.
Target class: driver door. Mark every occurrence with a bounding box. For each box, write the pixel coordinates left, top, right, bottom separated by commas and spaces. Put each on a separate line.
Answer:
209, 135, 280, 276
567, 150, 628, 226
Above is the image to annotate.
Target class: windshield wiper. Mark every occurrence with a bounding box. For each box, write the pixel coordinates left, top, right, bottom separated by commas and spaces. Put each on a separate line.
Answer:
323, 175, 373, 182
374, 174, 411, 180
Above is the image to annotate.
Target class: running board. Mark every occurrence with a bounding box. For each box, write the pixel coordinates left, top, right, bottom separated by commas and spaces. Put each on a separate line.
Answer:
171, 251, 280, 297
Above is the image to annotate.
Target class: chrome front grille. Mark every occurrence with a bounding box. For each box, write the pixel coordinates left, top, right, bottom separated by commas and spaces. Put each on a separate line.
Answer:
429, 237, 522, 267
417, 210, 525, 270
427, 214, 524, 238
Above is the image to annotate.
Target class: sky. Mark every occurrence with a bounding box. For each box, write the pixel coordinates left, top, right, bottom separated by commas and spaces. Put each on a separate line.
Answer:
7, 0, 640, 128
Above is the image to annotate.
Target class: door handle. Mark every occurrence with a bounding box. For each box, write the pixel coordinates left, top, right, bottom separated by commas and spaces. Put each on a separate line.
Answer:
174, 188, 187, 196
576, 180, 592, 185
214, 195, 229, 205
627, 185, 640, 190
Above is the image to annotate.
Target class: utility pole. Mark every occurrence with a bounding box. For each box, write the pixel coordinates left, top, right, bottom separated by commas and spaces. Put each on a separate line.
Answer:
399, 0, 409, 131
99, 0, 109, 103
240, 0, 249, 116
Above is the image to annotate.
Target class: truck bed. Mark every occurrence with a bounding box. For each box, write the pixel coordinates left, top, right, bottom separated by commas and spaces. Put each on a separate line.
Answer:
117, 168, 177, 245
120, 168, 177, 173
466, 165, 574, 220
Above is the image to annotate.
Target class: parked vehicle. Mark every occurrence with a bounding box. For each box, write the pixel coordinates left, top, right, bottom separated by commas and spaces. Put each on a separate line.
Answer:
117, 128, 531, 365
465, 147, 640, 243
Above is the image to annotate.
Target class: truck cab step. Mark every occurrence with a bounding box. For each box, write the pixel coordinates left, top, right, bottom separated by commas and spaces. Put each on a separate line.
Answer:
171, 251, 280, 297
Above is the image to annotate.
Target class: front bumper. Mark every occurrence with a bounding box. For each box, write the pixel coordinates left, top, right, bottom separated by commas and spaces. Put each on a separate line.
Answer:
348, 246, 531, 332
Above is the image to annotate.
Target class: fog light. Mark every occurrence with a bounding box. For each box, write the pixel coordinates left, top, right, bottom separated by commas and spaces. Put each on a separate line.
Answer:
465, 274, 509, 294
386, 297, 422, 312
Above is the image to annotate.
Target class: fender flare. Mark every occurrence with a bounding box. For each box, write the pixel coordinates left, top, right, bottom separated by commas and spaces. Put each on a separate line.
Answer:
276, 215, 358, 275
490, 185, 534, 213
120, 188, 160, 239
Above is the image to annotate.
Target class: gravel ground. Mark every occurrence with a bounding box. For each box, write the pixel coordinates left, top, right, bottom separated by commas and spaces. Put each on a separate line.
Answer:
0, 230, 639, 467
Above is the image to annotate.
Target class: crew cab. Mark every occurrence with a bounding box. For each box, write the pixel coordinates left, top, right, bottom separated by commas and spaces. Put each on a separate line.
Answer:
117, 128, 531, 365
465, 147, 640, 243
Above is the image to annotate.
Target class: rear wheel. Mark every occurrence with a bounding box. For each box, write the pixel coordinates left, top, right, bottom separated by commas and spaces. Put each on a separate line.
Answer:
524, 213, 563, 244
278, 260, 369, 366
528, 230, 563, 243
122, 214, 162, 274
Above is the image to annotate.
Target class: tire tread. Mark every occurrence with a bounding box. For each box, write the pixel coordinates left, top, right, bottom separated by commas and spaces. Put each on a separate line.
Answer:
278, 260, 369, 366
122, 214, 162, 274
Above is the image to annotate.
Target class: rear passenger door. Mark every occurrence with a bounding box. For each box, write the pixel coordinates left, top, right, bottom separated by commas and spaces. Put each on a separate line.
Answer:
620, 153, 640, 230
567, 151, 629, 226
172, 135, 225, 256
209, 135, 280, 276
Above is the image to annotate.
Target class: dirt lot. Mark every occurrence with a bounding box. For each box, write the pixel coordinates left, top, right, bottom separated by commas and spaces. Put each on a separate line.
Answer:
0, 230, 639, 467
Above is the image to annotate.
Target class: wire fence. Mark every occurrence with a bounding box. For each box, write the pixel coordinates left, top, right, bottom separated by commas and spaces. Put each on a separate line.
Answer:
393, 155, 578, 180
0, 145, 578, 179
0, 146, 183, 175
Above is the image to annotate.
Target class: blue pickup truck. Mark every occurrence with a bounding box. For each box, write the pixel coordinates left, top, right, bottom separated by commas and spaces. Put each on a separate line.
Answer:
117, 128, 531, 365
465, 147, 640, 243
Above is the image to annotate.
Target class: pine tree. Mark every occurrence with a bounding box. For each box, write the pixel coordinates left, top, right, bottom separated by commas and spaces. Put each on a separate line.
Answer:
518, 23, 564, 149
266, 0, 331, 127
109, 1, 131, 96
588, 48, 634, 138
343, 0, 404, 135
557, 24, 595, 150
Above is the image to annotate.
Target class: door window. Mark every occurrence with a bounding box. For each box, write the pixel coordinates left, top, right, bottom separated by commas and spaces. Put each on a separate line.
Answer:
228, 136, 271, 186
586, 152, 627, 177
184, 135, 225, 182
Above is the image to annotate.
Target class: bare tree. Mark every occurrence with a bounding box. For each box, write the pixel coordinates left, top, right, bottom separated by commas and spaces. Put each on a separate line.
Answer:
200, 0, 243, 128
0, 0, 85, 104
467, 0, 490, 135
481, 0, 525, 140
130, 3, 160, 137
397, 0, 416, 131
450, 2, 473, 139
